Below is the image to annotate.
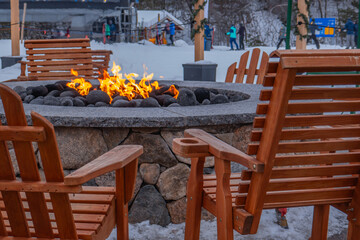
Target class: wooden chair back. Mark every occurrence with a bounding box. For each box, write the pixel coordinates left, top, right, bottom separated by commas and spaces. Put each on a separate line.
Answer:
0, 84, 78, 238
244, 49, 360, 233
225, 48, 269, 84
23, 38, 93, 81
91, 50, 113, 79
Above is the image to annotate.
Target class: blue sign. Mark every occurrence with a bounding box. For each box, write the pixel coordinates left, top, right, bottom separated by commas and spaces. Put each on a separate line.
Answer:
314, 18, 336, 37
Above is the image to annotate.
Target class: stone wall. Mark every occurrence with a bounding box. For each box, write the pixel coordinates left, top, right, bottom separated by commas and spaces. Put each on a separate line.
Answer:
53, 124, 252, 225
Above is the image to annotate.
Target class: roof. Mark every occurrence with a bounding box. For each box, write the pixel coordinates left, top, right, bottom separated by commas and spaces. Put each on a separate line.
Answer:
137, 10, 184, 30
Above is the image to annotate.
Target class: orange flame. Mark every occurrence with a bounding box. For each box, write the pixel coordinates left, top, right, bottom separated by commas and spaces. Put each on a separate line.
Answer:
67, 62, 178, 103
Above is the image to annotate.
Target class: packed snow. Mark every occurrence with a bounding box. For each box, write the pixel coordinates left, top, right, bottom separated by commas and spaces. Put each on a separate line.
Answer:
0, 39, 350, 239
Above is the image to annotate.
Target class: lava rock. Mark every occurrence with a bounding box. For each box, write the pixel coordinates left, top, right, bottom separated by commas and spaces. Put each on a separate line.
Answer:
194, 88, 210, 103
211, 94, 230, 104
112, 95, 128, 102
19, 92, 27, 100
75, 96, 87, 104
139, 97, 161, 107
47, 90, 61, 97
226, 92, 250, 102
163, 97, 177, 107
155, 86, 169, 95
73, 98, 86, 107
29, 97, 44, 105
155, 94, 172, 106
95, 102, 109, 107
45, 84, 62, 92
112, 100, 136, 107
177, 88, 197, 106
31, 86, 48, 97
86, 90, 111, 104
168, 103, 181, 107
202, 99, 211, 105
24, 95, 35, 103
60, 98, 73, 106
55, 81, 70, 89
210, 89, 219, 95
43, 96, 61, 106
26, 86, 34, 95
13, 86, 26, 95
60, 89, 80, 98
132, 99, 143, 107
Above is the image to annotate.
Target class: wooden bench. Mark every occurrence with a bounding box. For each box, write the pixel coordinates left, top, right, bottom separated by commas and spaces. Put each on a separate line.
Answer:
225, 48, 269, 84
17, 39, 112, 81
0, 83, 143, 240
173, 49, 360, 240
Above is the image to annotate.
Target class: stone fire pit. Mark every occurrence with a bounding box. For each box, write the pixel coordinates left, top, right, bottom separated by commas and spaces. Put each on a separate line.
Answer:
0, 80, 262, 226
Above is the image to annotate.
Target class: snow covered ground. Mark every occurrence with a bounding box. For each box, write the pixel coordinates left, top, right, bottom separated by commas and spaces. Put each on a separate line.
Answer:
0, 39, 349, 239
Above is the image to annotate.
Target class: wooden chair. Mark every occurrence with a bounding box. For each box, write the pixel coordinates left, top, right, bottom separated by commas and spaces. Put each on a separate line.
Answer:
173, 49, 360, 240
0, 83, 143, 239
224, 48, 269, 84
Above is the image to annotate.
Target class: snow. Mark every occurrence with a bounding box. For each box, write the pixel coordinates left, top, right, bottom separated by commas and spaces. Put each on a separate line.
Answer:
0, 39, 350, 239
105, 206, 347, 240
137, 10, 184, 30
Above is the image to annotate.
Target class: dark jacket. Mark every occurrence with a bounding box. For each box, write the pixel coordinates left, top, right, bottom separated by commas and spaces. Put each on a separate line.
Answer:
237, 25, 246, 36
204, 24, 213, 38
344, 19, 355, 35
309, 22, 320, 35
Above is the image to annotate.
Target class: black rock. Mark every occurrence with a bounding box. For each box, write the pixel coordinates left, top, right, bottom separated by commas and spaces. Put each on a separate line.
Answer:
194, 88, 210, 103
226, 92, 250, 102
155, 86, 169, 95
168, 103, 181, 107
163, 97, 177, 107
87, 104, 95, 107
45, 84, 62, 92
26, 86, 34, 95
60, 98, 73, 106
211, 94, 230, 104
132, 99, 143, 107
155, 94, 172, 106
43, 96, 61, 106
75, 96, 87, 104
31, 86, 48, 97
112, 95, 128, 103
60, 89, 81, 98
210, 89, 219, 95
24, 95, 35, 103
13, 86, 26, 95
86, 90, 111, 104
112, 100, 137, 107
202, 99, 211, 105
55, 81, 70, 89
47, 90, 61, 97
20, 92, 27, 100
29, 97, 44, 105
95, 102, 109, 107
203, 167, 214, 174
139, 97, 161, 107
73, 98, 86, 107
177, 88, 197, 106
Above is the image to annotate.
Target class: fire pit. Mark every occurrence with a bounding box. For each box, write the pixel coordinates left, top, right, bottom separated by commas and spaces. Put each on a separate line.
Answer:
1, 79, 262, 226
13, 63, 249, 108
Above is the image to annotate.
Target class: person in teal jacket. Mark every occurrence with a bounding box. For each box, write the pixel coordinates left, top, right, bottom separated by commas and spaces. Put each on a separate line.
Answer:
226, 24, 239, 50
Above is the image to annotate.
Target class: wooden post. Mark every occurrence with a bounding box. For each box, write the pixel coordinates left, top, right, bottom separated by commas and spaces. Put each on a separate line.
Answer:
11, 0, 20, 56
194, 0, 204, 62
20, 3, 27, 44
296, 0, 308, 50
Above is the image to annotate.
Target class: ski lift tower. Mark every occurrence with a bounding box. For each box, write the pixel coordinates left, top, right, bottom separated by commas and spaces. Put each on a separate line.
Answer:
115, 5, 137, 43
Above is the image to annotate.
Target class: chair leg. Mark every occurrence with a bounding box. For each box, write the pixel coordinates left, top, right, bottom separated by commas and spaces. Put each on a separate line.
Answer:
185, 157, 205, 240
310, 205, 330, 240
116, 168, 129, 240
347, 219, 360, 240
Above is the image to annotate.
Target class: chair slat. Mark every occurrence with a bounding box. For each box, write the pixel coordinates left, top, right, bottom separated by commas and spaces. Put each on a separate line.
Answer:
27, 59, 93, 66
234, 51, 249, 83
256, 52, 269, 85
28, 65, 94, 72
246, 48, 260, 84
27, 53, 93, 61
25, 42, 90, 49
27, 48, 92, 55
0, 126, 45, 142
225, 62, 237, 83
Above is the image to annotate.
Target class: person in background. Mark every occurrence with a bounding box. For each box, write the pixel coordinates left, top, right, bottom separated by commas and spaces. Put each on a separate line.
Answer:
156, 22, 162, 45
308, 19, 320, 49
163, 21, 171, 46
105, 22, 111, 43
225, 24, 239, 50
170, 21, 175, 46
354, 21, 358, 48
109, 20, 116, 42
342, 18, 356, 49
204, 23, 213, 50
276, 25, 286, 49
237, 23, 246, 50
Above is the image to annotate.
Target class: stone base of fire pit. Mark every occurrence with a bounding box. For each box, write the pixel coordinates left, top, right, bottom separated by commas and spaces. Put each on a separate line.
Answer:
1, 80, 262, 225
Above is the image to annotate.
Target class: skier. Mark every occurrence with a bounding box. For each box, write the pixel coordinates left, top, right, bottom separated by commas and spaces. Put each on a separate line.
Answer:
204, 23, 213, 50
342, 18, 356, 49
308, 19, 320, 49
225, 24, 239, 50
105, 22, 111, 43
237, 23, 246, 50
170, 21, 175, 45
276, 25, 286, 49
109, 20, 116, 42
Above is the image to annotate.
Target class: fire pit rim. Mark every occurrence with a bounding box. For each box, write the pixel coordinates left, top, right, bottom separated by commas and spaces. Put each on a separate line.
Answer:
0, 80, 263, 128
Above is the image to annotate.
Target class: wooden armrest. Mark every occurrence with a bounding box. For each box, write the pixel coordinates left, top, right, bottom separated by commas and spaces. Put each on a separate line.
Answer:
18, 61, 27, 77
64, 145, 143, 185
183, 129, 264, 172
